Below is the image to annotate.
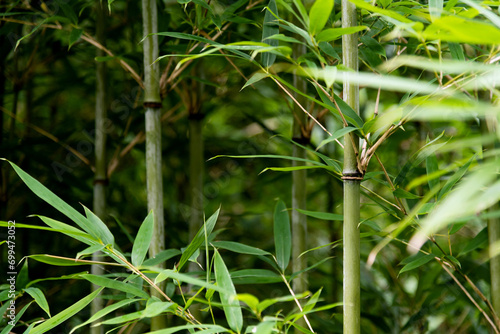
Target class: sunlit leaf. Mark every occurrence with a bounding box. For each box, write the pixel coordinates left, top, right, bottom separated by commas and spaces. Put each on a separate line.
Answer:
308, 0, 334, 35
131, 211, 154, 267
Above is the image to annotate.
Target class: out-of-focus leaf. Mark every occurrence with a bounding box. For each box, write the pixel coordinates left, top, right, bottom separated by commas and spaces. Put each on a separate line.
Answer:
317, 26, 367, 42
423, 16, 500, 44
399, 253, 435, 275
262, 0, 279, 67
308, 0, 334, 35
429, 0, 443, 20
142, 249, 181, 267
437, 155, 474, 200
393, 188, 421, 199
274, 200, 291, 271
142, 324, 231, 333
295, 209, 343, 221
460, 227, 488, 255
214, 249, 243, 333
131, 211, 154, 267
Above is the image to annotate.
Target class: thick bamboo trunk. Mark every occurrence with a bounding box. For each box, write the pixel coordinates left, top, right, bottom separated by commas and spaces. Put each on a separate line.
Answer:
342, 0, 361, 332
91, 3, 107, 333
142, 0, 166, 330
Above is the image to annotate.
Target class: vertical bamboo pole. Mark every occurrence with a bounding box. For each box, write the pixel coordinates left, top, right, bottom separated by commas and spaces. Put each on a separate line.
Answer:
142, 0, 166, 330
91, 3, 107, 333
342, 0, 361, 332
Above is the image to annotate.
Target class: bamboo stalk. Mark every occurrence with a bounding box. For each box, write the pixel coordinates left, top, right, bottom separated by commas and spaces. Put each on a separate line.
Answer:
142, 0, 166, 329
342, 0, 361, 332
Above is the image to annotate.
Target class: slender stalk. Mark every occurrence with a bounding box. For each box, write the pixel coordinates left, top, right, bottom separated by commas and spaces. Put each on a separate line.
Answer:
142, 0, 166, 329
342, 0, 361, 332
91, 2, 108, 333
292, 42, 308, 301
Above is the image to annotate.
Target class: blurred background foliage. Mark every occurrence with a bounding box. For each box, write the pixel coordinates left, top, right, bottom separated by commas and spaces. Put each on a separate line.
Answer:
1, 0, 499, 333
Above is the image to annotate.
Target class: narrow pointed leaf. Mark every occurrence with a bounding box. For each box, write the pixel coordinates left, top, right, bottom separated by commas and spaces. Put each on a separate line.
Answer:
24, 287, 50, 317
296, 209, 343, 221
308, 0, 334, 34
262, 0, 279, 67
80, 274, 149, 299
399, 254, 435, 275
154, 269, 230, 294
132, 211, 155, 267
83, 205, 114, 246
29, 288, 103, 334
177, 208, 220, 271
214, 249, 243, 333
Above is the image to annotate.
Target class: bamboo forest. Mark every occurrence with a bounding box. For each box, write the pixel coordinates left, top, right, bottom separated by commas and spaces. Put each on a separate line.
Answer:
1, 0, 500, 333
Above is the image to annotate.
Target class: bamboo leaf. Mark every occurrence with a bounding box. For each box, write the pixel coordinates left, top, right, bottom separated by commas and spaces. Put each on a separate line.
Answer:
79, 274, 149, 299
316, 127, 357, 151
0, 301, 33, 334
210, 154, 326, 166
3, 160, 101, 240
437, 155, 474, 200
132, 211, 155, 267
262, 0, 279, 67
24, 287, 50, 317
316, 26, 367, 42
142, 300, 176, 318
399, 254, 435, 275
69, 298, 141, 333
177, 208, 220, 271
27, 254, 122, 267
29, 288, 103, 334
143, 324, 231, 333
76, 244, 106, 260
308, 0, 334, 35
214, 249, 243, 333
423, 16, 500, 44
274, 200, 291, 271
296, 209, 343, 221
460, 227, 488, 255
68, 28, 83, 50
211, 241, 271, 256
393, 188, 421, 199
333, 93, 364, 128
230, 269, 282, 284
82, 205, 115, 246
429, 0, 443, 20
241, 72, 270, 90
426, 152, 440, 191
154, 269, 230, 294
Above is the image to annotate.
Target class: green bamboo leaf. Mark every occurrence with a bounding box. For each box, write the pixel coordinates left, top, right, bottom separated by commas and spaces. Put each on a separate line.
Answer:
83, 205, 114, 246
69, 298, 141, 333
0, 301, 33, 334
154, 269, 230, 294
303, 288, 322, 313
460, 227, 488, 255
29, 287, 103, 334
248, 321, 275, 334
426, 152, 440, 191
316, 26, 367, 42
262, 0, 279, 67
437, 155, 474, 200
80, 274, 149, 299
24, 287, 50, 317
230, 269, 282, 284
316, 127, 357, 151
448, 42, 465, 61
131, 211, 154, 267
399, 254, 435, 275
241, 72, 270, 90
236, 293, 260, 311
3, 160, 100, 240
261, 165, 337, 174
319, 41, 340, 60
214, 249, 243, 333
36, 216, 97, 245
27, 254, 121, 267
393, 188, 421, 199
423, 16, 500, 44
98, 310, 143, 325
274, 200, 291, 271
429, 0, 443, 20
210, 154, 326, 166
211, 241, 270, 256
76, 244, 106, 260
144, 324, 231, 333
461, 0, 500, 29
142, 300, 176, 318
333, 93, 364, 128
68, 28, 83, 50
177, 208, 220, 271
308, 0, 334, 35
296, 209, 343, 221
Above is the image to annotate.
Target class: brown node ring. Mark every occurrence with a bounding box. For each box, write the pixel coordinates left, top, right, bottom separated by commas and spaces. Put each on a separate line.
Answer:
342, 171, 364, 181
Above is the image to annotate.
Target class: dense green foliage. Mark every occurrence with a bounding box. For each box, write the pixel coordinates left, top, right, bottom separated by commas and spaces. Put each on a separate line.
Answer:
1, 0, 500, 333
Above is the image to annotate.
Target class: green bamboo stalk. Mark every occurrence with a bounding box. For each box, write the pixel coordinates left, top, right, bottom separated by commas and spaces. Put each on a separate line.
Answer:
91, 3, 108, 333
342, 0, 361, 332
142, 0, 166, 330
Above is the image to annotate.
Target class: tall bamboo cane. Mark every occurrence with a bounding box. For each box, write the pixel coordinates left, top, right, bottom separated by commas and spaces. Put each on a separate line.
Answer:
91, 2, 107, 333
142, 0, 166, 329
342, 0, 361, 332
